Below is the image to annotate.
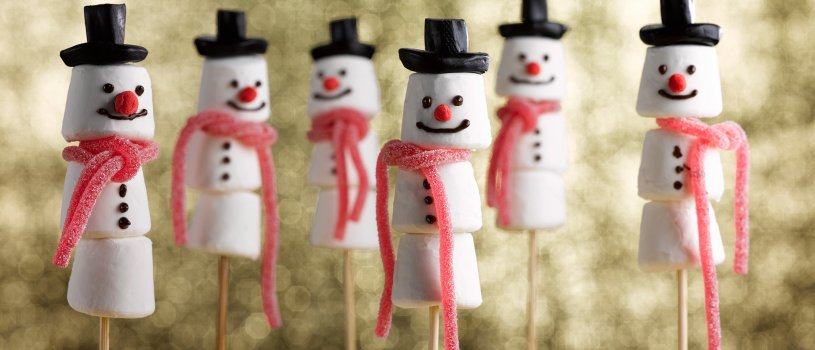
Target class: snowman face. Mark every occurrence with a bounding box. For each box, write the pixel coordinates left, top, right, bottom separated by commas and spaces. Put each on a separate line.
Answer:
401, 73, 491, 150
495, 37, 566, 100
198, 55, 271, 122
62, 64, 154, 141
636, 45, 722, 118
307, 55, 380, 118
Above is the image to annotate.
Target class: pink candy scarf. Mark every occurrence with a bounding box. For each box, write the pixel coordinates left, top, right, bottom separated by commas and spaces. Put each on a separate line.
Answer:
487, 97, 561, 226
374, 140, 472, 350
307, 108, 370, 241
657, 117, 750, 350
171, 110, 281, 328
54, 136, 159, 267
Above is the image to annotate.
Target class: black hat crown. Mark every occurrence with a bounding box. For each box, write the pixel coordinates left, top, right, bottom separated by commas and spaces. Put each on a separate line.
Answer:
60, 4, 148, 67
195, 10, 268, 58
399, 19, 489, 74
640, 0, 721, 46
499, 0, 568, 39
310, 18, 375, 60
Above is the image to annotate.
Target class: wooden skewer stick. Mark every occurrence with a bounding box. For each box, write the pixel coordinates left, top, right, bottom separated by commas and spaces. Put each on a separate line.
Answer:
429, 305, 440, 350
216, 255, 229, 350
528, 230, 538, 350
677, 269, 688, 350
99, 317, 109, 350
344, 250, 357, 350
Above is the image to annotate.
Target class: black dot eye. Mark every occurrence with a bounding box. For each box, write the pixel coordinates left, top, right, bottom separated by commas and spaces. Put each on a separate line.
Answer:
518, 53, 526, 61
339, 69, 347, 77
452, 95, 463, 106
255, 80, 262, 87
102, 83, 114, 93
135, 85, 144, 96
658, 65, 668, 75
687, 65, 696, 75
543, 54, 550, 62
230, 80, 238, 88
422, 96, 432, 109
317, 71, 324, 79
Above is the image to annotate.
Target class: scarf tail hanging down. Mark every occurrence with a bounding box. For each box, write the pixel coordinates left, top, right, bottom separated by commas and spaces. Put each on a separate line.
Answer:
656, 117, 750, 350
374, 140, 472, 350
53, 136, 159, 268
171, 110, 282, 328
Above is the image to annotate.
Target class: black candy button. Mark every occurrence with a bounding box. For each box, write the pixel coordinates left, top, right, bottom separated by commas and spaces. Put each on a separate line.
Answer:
673, 146, 683, 158
423, 179, 431, 190
118, 217, 131, 229
425, 215, 437, 224
222, 142, 231, 150
674, 181, 683, 190
424, 196, 434, 205
221, 173, 230, 181
118, 184, 127, 197
118, 203, 129, 213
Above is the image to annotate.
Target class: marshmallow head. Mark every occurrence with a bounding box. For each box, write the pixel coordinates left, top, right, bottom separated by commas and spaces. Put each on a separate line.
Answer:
636, 45, 722, 118
62, 64, 154, 141
198, 55, 271, 122
307, 55, 380, 118
496, 37, 567, 101
400, 73, 491, 150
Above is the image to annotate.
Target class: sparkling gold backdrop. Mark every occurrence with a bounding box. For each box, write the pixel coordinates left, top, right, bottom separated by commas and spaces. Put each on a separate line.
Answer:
0, 0, 812, 349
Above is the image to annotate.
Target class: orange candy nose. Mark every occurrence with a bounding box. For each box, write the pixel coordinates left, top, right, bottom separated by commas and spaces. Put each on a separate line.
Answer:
238, 87, 257, 103
323, 77, 340, 92
526, 62, 541, 76
433, 104, 452, 122
114, 91, 139, 115
668, 74, 686, 93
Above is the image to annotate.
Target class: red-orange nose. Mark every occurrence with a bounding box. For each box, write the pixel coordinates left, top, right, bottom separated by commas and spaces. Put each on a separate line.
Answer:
433, 104, 452, 122
114, 91, 139, 115
323, 77, 340, 92
668, 74, 686, 93
238, 87, 257, 103
526, 62, 541, 76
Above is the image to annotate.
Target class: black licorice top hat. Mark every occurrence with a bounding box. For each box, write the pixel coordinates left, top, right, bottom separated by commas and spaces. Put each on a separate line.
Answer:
194, 10, 268, 58
311, 18, 375, 60
640, 0, 721, 46
60, 4, 148, 67
399, 19, 489, 74
499, 0, 568, 39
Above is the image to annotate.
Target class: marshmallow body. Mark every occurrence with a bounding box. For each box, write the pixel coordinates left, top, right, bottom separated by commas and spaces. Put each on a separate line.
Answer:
307, 55, 380, 118
198, 55, 271, 122
638, 129, 724, 201
308, 132, 378, 187
392, 233, 482, 309
185, 133, 261, 192
510, 111, 568, 172
392, 162, 482, 234
187, 191, 261, 259
639, 200, 725, 272
67, 236, 155, 318
501, 170, 565, 230
495, 37, 567, 100
61, 163, 150, 239
310, 188, 378, 249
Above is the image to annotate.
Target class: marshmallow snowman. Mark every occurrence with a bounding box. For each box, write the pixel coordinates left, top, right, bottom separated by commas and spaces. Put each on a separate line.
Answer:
306, 18, 380, 249
58, 4, 155, 318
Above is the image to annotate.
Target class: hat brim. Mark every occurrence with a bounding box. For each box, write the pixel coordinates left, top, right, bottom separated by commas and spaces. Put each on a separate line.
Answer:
499, 22, 568, 39
194, 36, 268, 58
640, 23, 721, 47
60, 43, 148, 67
398, 48, 489, 74
311, 42, 375, 60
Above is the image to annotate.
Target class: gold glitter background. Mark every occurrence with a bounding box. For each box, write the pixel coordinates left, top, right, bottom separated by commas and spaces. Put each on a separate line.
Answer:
0, 0, 812, 349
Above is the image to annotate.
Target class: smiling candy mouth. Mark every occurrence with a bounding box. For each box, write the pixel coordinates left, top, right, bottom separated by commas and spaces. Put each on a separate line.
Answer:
227, 100, 267, 111
313, 88, 352, 100
97, 108, 148, 120
658, 89, 698, 100
416, 119, 471, 134
510, 76, 555, 85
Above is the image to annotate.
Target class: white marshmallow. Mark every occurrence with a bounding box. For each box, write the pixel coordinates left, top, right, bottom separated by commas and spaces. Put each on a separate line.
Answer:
636, 45, 722, 119
500, 170, 565, 230
391, 162, 482, 234
308, 132, 378, 187
62, 64, 155, 142
307, 55, 380, 118
67, 236, 155, 318
187, 191, 261, 259
184, 132, 261, 192
510, 111, 568, 172
639, 200, 725, 272
400, 73, 492, 150
310, 188, 378, 250
638, 129, 724, 201
60, 163, 150, 239
198, 55, 271, 122
392, 233, 482, 309
495, 37, 567, 101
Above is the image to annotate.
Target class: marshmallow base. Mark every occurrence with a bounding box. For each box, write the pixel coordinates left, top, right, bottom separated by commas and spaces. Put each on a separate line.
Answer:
187, 191, 261, 259
392, 233, 482, 309
499, 170, 566, 231
638, 200, 725, 272
310, 188, 378, 250
67, 236, 155, 318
